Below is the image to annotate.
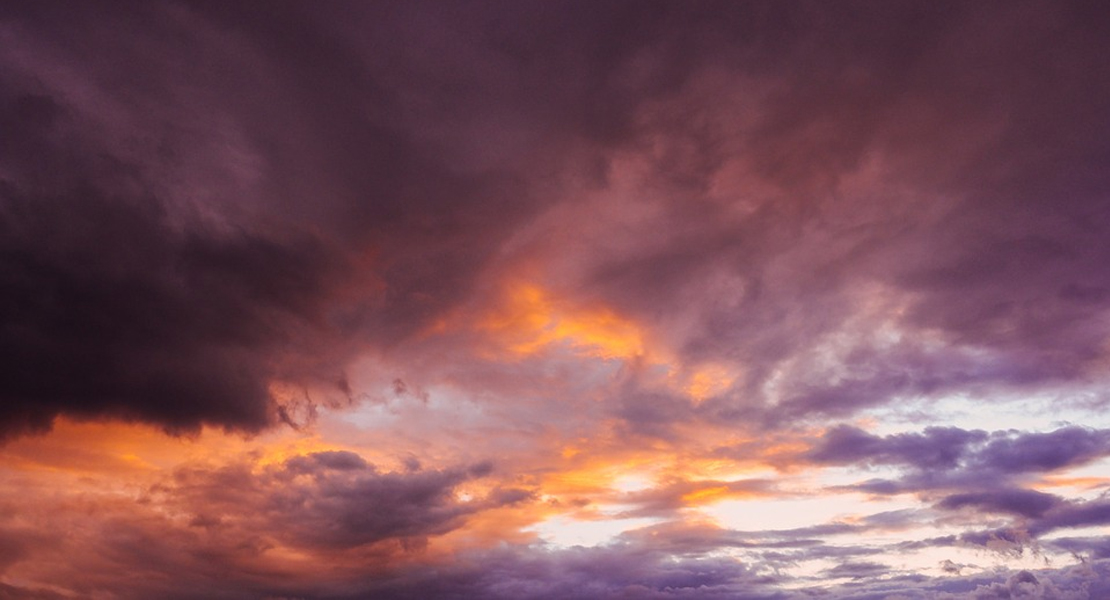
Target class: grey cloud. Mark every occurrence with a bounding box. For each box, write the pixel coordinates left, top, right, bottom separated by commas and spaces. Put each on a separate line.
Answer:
963, 570, 1074, 600
1028, 499, 1110, 537
937, 489, 1061, 519
808, 426, 1110, 483
808, 425, 987, 469
4, 1, 1110, 598
1, 0, 1109, 449
0, 0, 564, 438
976, 429, 1110, 474
556, 0, 1110, 429
822, 561, 890, 581
1048, 536, 1110, 560
161, 452, 502, 551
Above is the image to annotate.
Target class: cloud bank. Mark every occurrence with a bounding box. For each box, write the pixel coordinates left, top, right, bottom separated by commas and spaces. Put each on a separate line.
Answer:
2, 1, 1110, 598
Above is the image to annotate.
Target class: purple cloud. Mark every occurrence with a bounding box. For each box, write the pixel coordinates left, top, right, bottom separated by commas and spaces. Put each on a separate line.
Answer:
808, 426, 1110, 480
808, 425, 987, 469
937, 489, 1060, 519
158, 453, 505, 551
3, 1, 1110, 598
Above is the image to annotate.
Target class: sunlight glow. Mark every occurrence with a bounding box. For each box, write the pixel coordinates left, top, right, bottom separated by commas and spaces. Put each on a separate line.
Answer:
482, 282, 647, 359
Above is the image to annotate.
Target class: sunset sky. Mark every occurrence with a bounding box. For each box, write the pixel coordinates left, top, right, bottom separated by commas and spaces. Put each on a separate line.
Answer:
2, 2, 1110, 598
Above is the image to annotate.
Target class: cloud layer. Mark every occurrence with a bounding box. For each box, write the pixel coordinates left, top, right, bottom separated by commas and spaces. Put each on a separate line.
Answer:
2, 1, 1110, 598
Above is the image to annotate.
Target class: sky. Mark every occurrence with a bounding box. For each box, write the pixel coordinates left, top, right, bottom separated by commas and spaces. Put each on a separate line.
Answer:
1, 1, 1110, 598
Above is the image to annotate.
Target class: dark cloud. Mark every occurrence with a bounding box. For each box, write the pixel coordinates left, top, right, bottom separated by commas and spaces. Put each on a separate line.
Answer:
937, 489, 1061, 519
597, 509, 928, 577
0, 505, 786, 600
805, 425, 1110, 549
305, 526, 791, 600
542, 0, 1110, 427
0, 0, 1108, 444
964, 570, 1059, 600
947, 497, 1110, 567
808, 426, 1110, 482
0, 179, 344, 438
0, 4, 340, 437
808, 425, 987, 469
4, 1, 1110, 598
1028, 498, 1110, 537
157, 452, 503, 551
2, 472, 1107, 600
0, 0, 558, 438
0, 534, 28, 574
977, 428, 1110, 474
1048, 536, 1110, 560
285, 450, 370, 473
326, 542, 1108, 600
0, 448, 524, 599
822, 561, 889, 581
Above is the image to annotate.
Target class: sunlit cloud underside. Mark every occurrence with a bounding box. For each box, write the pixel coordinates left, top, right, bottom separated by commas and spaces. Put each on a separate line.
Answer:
2, 2, 1110, 599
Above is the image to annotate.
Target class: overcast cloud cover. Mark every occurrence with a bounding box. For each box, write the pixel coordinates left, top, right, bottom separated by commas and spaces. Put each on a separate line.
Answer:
2, 1, 1110, 598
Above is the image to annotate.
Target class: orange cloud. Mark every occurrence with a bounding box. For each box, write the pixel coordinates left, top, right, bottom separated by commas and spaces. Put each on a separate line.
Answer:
479, 282, 647, 360
1036, 475, 1110, 491
680, 485, 732, 505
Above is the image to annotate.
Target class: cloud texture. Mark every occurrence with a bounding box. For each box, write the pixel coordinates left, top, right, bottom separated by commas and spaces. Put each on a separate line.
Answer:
2, 0, 1110, 598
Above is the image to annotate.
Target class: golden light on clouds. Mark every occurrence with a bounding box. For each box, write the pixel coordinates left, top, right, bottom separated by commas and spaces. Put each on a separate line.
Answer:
5, 3, 1110, 598
480, 281, 647, 360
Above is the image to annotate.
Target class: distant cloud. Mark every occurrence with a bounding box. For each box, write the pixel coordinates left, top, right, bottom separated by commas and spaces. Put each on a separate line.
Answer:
808, 426, 1110, 482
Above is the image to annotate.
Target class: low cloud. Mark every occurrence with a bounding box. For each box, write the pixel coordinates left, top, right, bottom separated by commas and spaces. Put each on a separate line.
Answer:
158, 452, 505, 551
808, 426, 1110, 486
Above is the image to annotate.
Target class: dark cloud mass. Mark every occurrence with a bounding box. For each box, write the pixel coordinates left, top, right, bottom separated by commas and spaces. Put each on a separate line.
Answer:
1, 0, 1109, 435
3, 0, 1110, 598
158, 452, 500, 550
809, 426, 1110, 477
808, 426, 1110, 517
0, 0, 546, 437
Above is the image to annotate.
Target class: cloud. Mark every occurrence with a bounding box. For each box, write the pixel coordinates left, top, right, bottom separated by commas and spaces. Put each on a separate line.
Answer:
807, 426, 1110, 484
157, 452, 504, 551
937, 489, 1061, 519
808, 425, 988, 470
3, 0, 1110, 443
0, 178, 345, 438
614, 477, 776, 517
962, 569, 1082, 600
1048, 537, 1110, 560
0, 447, 522, 599
823, 561, 890, 581
4, 1, 1110, 599
0, 582, 68, 600
0, 0, 560, 439
976, 429, 1110, 474
947, 496, 1110, 562
802, 425, 1110, 551
1028, 499, 1110, 537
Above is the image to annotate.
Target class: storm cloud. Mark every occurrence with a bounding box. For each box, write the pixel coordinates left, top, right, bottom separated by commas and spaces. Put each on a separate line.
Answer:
3, 1, 1110, 598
